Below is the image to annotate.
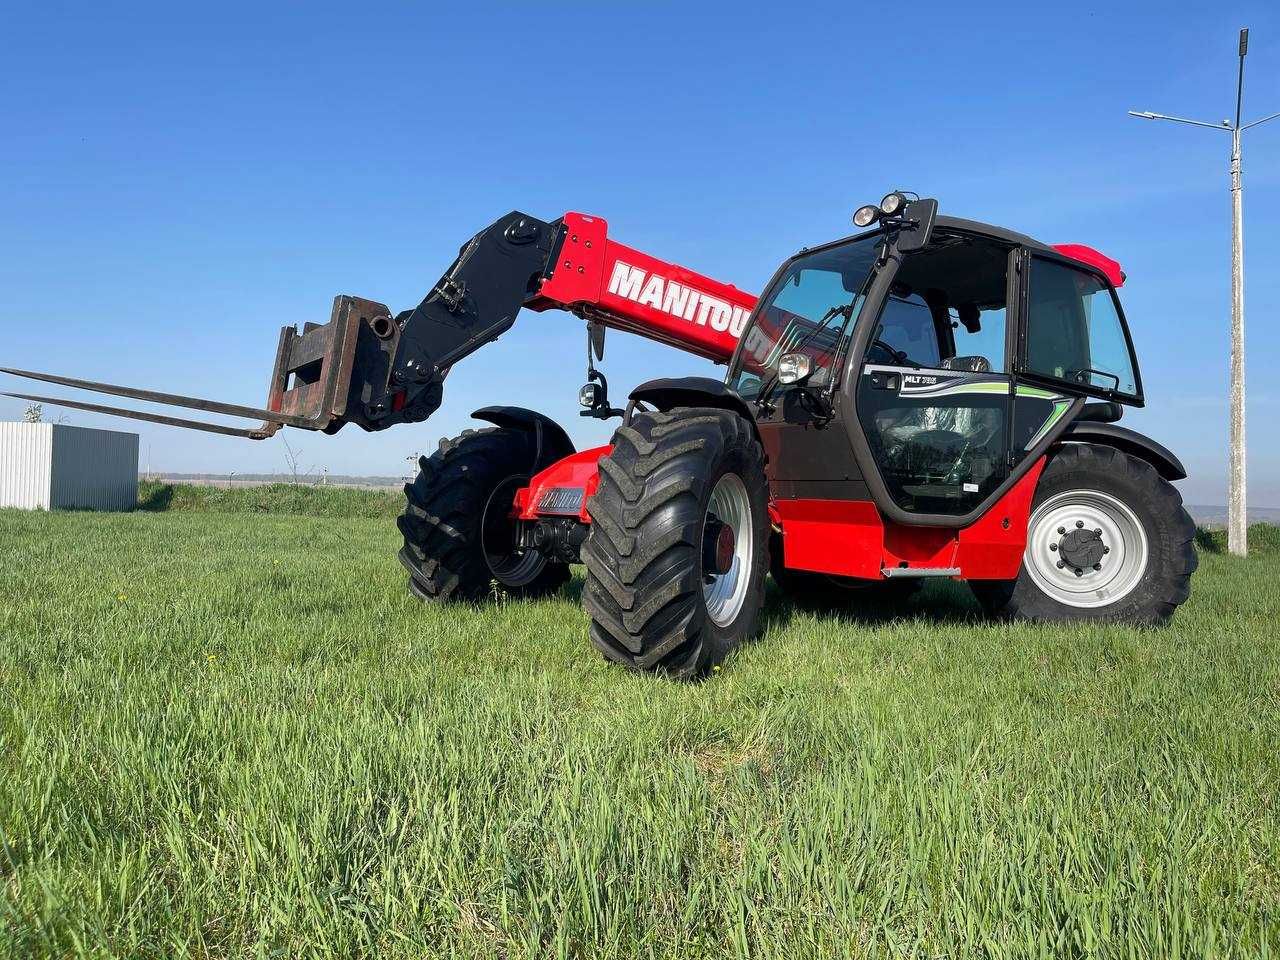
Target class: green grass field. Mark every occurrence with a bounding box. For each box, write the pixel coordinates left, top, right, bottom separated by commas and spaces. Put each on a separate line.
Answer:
2, 489, 1278, 958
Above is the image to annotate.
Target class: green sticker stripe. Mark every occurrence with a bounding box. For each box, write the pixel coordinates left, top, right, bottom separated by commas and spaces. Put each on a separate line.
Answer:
1015, 385, 1062, 400
898, 381, 1065, 401
903, 381, 1010, 399
1025, 399, 1074, 449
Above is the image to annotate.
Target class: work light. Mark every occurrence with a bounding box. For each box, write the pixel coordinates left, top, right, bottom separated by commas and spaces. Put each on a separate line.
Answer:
777, 352, 813, 385
852, 205, 880, 228
879, 192, 907, 216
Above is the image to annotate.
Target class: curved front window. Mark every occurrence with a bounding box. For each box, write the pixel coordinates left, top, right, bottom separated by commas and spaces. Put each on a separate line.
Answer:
726, 234, 881, 400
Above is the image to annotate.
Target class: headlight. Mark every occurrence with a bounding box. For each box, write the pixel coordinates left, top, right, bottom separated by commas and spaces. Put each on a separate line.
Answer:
879, 191, 907, 216
777, 353, 813, 385
852, 204, 880, 228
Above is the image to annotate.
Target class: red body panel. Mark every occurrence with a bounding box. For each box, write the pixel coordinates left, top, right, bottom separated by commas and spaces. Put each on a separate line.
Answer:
515, 445, 611, 524
528, 213, 757, 363
1052, 243, 1125, 288
772, 499, 886, 579
774, 457, 1046, 581
519, 443, 1048, 581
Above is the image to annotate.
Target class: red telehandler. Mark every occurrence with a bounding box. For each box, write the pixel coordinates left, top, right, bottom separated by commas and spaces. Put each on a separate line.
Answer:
4, 193, 1197, 677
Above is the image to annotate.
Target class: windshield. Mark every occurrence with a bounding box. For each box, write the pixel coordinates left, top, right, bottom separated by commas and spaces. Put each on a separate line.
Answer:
726, 234, 881, 400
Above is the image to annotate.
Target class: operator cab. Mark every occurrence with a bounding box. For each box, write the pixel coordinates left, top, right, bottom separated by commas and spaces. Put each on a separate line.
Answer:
726, 197, 1144, 525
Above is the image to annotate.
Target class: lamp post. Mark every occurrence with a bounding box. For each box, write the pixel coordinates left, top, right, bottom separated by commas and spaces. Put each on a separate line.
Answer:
1130, 28, 1277, 556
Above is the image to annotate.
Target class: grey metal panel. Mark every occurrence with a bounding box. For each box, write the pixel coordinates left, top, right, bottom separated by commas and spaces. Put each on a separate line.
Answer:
0, 422, 53, 510
49, 425, 138, 511
882, 567, 961, 578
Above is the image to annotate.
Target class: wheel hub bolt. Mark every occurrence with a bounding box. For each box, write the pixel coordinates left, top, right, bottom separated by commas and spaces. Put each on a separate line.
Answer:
1074, 568, 1083, 577
1093, 563, 1102, 571
1076, 520, 1085, 528
1058, 526, 1066, 535
1049, 543, 1058, 552
1094, 528, 1102, 536
1056, 560, 1065, 569
1102, 546, 1110, 554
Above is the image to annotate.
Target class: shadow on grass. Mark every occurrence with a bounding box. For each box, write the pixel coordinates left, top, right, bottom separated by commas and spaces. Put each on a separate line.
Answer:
137, 484, 175, 512
559, 570, 985, 635
759, 578, 984, 633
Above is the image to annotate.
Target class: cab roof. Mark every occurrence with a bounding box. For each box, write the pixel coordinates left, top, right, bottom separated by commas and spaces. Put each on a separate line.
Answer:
936, 215, 1125, 288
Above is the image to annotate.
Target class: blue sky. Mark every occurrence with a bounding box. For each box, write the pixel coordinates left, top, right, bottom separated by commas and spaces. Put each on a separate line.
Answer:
2, 1, 1277, 504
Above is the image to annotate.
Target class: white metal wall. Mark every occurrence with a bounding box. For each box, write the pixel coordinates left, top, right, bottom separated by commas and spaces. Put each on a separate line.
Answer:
0, 423, 138, 511
49, 425, 139, 511
0, 422, 54, 509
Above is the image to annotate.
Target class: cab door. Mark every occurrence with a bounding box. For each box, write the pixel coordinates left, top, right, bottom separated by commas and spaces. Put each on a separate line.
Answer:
853, 234, 1017, 518
1008, 251, 1143, 472
729, 236, 884, 501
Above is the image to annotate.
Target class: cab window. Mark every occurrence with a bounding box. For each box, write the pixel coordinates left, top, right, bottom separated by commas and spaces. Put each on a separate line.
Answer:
1024, 258, 1139, 397
869, 233, 1009, 372
872, 293, 941, 367
727, 234, 880, 399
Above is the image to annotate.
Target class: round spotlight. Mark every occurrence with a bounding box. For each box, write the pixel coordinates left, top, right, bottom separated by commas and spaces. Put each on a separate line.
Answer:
852, 204, 880, 228
777, 352, 813, 385
879, 192, 907, 216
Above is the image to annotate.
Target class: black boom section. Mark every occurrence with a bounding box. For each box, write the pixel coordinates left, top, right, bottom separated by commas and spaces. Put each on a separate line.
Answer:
371, 212, 565, 427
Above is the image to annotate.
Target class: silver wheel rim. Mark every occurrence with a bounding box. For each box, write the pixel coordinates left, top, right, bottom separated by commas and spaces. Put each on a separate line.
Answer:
1025, 489, 1148, 608
703, 473, 753, 627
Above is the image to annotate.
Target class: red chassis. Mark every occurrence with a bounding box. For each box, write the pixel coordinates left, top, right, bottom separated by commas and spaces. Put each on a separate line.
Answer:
516, 442, 1047, 583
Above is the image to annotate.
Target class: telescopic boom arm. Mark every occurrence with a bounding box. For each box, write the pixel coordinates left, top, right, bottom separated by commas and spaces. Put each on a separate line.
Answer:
2, 211, 758, 439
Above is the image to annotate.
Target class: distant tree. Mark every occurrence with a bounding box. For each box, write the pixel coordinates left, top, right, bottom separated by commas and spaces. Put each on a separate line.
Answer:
22, 403, 42, 423
280, 437, 317, 485
282, 437, 304, 484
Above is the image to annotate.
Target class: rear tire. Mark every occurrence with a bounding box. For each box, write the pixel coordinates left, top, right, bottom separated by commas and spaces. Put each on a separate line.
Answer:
398, 428, 570, 602
970, 443, 1196, 624
582, 407, 769, 679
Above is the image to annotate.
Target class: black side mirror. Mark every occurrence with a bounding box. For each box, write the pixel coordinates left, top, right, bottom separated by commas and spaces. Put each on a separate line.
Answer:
894, 198, 938, 253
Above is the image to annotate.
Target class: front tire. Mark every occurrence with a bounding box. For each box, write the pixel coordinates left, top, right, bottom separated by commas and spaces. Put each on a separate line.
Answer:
582, 407, 769, 679
398, 428, 570, 602
971, 443, 1196, 624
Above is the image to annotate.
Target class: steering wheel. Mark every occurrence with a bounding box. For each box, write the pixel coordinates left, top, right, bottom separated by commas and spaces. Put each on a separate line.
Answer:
869, 339, 909, 366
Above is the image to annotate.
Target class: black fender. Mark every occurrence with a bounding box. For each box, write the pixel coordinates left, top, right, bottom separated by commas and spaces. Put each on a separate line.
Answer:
1059, 422, 1186, 481
628, 377, 757, 427
472, 406, 575, 472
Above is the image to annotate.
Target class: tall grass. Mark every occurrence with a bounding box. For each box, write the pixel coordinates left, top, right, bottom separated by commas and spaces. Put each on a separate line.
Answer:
136, 480, 402, 520
0, 506, 1277, 958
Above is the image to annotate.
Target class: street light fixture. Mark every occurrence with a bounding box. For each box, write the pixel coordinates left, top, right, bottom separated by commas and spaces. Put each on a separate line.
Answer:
1130, 28, 1275, 557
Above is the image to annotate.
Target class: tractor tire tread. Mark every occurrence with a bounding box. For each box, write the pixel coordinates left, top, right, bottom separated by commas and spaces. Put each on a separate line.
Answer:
582, 407, 768, 679
984, 442, 1196, 624
398, 426, 569, 603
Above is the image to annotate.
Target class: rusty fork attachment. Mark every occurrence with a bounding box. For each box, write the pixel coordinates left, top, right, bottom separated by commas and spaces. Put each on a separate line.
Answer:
3, 296, 396, 439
